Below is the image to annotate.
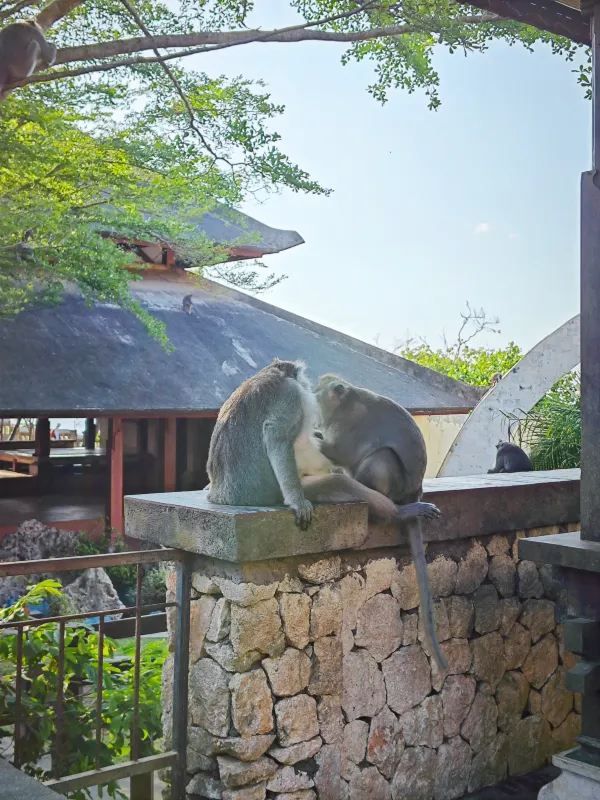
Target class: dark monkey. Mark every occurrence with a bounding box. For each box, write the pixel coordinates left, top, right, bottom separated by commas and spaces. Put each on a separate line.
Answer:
488, 441, 533, 473
0, 21, 57, 99
308, 375, 446, 670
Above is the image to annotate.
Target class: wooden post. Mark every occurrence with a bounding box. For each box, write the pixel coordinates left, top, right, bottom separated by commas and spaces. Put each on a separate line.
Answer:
109, 417, 124, 537
163, 418, 177, 492
84, 418, 96, 450
34, 417, 50, 459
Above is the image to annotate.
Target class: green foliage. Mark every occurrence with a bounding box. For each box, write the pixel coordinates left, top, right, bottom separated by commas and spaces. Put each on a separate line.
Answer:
398, 340, 523, 387
0, 581, 168, 799
0, 1, 585, 336
511, 372, 581, 470
295, 1, 581, 108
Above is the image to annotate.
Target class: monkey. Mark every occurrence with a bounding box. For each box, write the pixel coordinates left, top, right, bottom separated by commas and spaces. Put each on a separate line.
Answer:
488, 440, 533, 473
307, 374, 446, 670
0, 21, 57, 99
206, 359, 335, 530
182, 294, 193, 314
15, 228, 35, 262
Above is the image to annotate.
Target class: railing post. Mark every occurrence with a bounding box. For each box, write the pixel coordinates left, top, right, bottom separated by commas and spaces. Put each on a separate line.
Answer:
171, 554, 192, 800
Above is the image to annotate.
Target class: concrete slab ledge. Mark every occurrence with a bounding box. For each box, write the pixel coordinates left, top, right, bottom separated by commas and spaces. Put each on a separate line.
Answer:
125, 469, 580, 561
519, 532, 600, 574
125, 490, 369, 562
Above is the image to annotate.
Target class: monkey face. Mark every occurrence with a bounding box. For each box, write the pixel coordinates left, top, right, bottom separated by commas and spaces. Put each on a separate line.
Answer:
315, 375, 353, 424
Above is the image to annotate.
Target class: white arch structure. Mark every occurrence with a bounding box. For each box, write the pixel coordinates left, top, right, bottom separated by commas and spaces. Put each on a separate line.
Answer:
437, 315, 580, 477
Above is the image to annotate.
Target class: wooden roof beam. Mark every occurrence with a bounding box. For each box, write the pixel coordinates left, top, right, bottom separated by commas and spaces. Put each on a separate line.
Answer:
465, 1, 590, 44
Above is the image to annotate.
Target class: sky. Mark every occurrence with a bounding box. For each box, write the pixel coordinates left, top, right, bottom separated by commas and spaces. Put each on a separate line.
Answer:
189, 7, 590, 355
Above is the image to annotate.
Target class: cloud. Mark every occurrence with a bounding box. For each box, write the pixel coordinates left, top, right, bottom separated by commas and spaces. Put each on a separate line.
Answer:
473, 222, 491, 235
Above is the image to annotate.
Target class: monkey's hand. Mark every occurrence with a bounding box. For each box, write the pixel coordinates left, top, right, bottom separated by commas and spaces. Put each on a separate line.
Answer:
414, 502, 441, 520
290, 497, 313, 530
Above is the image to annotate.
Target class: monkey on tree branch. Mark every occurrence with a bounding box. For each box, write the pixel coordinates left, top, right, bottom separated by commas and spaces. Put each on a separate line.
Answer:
0, 0, 582, 101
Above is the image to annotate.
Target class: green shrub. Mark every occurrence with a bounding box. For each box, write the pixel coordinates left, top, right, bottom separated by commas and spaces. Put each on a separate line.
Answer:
0, 581, 168, 799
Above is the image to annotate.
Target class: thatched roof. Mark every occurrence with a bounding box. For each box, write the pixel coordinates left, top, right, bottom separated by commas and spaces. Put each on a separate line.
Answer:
0, 276, 482, 416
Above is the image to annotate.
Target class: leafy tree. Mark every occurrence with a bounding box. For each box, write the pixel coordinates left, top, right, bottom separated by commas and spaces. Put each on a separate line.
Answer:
396, 303, 523, 386
0, 1, 584, 332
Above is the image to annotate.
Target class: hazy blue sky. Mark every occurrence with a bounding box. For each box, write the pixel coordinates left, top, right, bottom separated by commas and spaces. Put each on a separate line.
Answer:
192, 8, 590, 354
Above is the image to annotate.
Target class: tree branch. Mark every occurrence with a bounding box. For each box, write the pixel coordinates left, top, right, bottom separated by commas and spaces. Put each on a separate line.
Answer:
50, 13, 499, 66
36, 0, 84, 29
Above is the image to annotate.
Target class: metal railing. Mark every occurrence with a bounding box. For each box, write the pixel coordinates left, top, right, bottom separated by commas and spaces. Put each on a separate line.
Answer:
0, 548, 192, 799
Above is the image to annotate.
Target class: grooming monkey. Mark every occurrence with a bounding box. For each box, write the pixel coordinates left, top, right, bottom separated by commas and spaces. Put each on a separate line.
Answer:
0, 21, 56, 99
309, 375, 446, 669
488, 440, 533, 473
207, 359, 334, 529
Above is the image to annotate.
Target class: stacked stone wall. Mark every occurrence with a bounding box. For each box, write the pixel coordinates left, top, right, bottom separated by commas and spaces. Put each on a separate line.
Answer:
163, 522, 581, 800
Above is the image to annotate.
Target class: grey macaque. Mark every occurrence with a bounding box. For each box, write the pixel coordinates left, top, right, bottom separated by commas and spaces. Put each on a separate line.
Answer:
0, 21, 57, 99
207, 359, 334, 529
488, 441, 533, 473
310, 374, 446, 670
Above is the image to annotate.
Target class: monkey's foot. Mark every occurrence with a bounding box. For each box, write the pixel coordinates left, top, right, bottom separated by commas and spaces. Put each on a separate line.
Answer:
290, 498, 313, 530
413, 502, 441, 520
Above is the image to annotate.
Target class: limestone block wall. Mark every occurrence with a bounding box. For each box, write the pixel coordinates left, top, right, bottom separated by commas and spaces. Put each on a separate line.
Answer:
162, 521, 581, 800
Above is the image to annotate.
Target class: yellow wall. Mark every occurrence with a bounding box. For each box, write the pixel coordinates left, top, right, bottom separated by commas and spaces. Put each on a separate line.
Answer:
414, 414, 468, 478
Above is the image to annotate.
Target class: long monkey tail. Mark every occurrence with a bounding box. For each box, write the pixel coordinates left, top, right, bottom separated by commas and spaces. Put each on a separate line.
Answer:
408, 519, 448, 672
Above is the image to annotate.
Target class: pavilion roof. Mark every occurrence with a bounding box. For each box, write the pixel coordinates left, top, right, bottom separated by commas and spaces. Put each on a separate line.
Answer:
464, 1, 590, 44
0, 276, 483, 417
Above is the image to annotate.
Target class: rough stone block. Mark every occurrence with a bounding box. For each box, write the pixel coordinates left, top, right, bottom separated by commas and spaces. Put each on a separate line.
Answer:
230, 669, 273, 736
230, 598, 285, 658
441, 674, 476, 738
366, 706, 403, 779
217, 755, 279, 789
434, 736, 471, 800
189, 658, 230, 736
522, 633, 558, 690
263, 648, 311, 697
279, 593, 311, 650
355, 594, 403, 662
310, 584, 342, 639
317, 695, 344, 744
399, 695, 443, 749
383, 645, 431, 716
269, 736, 322, 765
343, 649, 386, 720
275, 695, 319, 747
391, 746, 436, 800
308, 635, 343, 696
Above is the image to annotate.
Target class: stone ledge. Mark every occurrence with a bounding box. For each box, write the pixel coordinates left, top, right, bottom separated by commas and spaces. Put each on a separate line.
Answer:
125, 469, 580, 561
124, 490, 368, 562
520, 532, 600, 575
421, 469, 579, 544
